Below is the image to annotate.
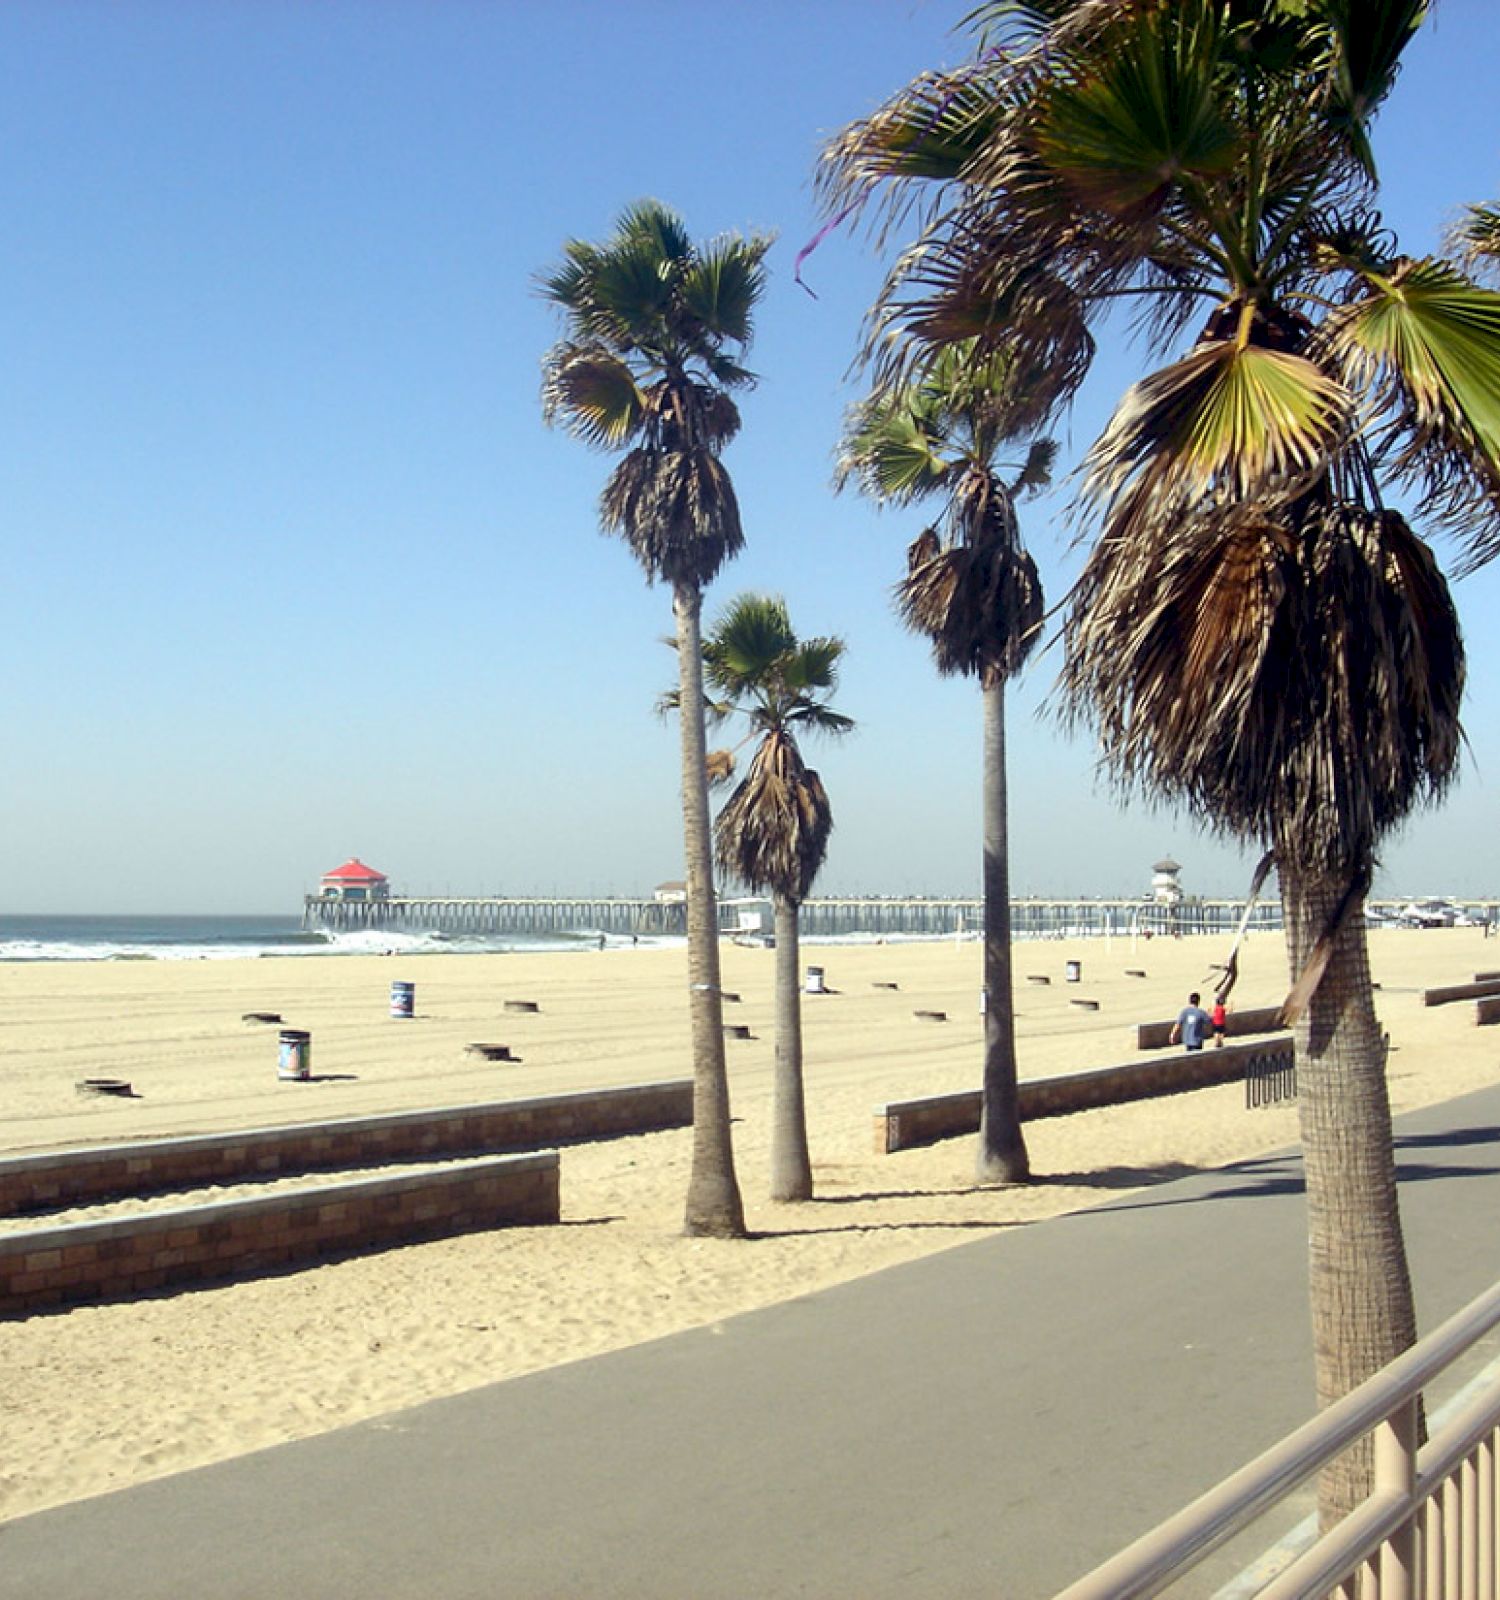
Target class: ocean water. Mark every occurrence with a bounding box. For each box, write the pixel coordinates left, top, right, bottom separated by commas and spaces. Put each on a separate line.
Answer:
0, 914, 660, 963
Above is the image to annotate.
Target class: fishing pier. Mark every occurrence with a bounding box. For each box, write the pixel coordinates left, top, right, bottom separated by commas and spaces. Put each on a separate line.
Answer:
301, 893, 1294, 941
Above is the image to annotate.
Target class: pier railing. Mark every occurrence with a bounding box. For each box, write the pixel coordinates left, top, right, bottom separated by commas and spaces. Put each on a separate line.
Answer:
303, 895, 1301, 941
1053, 1276, 1500, 1600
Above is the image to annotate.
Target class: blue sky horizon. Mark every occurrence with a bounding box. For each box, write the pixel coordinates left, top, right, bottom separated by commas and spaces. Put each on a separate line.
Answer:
6, 1, 1500, 915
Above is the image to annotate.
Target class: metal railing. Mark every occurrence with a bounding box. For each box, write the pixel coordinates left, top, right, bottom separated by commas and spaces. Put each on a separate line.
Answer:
1054, 1279, 1500, 1600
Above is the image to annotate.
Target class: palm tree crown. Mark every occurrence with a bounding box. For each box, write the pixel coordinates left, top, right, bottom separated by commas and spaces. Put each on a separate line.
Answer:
825, 0, 1500, 876
705, 594, 852, 906
821, 0, 1500, 1515
540, 200, 772, 590
839, 344, 1055, 687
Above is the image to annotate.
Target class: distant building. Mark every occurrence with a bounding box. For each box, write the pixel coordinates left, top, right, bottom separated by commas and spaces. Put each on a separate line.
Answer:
653, 881, 687, 905
1151, 856, 1184, 907
319, 858, 391, 903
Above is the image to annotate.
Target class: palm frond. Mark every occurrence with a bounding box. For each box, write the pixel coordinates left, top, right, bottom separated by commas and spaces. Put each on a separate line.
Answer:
1060, 497, 1463, 877
615, 199, 694, 263
836, 395, 954, 504
1323, 258, 1500, 564
898, 529, 1044, 686
713, 730, 833, 904
681, 238, 774, 348
1448, 202, 1500, 282
601, 448, 744, 588
702, 594, 798, 693
541, 343, 645, 448
1034, 0, 1238, 214
1009, 436, 1059, 495
1083, 339, 1353, 529
1316, 0, 1428, 174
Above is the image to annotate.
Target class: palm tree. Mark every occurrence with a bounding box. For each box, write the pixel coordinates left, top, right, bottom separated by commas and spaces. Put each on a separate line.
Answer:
839, 344, 1054, 1185
701, 594, 853, 1203
540, 201, 772, 1239
823, 0, 1500, 1520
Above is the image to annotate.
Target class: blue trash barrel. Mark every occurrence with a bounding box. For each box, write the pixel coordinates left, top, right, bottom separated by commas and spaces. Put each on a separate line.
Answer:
278, 1029, 311, 1081
390, 981, 416, 1019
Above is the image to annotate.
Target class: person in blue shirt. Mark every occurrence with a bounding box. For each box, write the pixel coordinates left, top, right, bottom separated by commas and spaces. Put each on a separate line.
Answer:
1171, 992, 1212, 1051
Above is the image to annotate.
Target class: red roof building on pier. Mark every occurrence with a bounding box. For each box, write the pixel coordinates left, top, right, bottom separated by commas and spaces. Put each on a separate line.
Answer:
318, 858, 391, 903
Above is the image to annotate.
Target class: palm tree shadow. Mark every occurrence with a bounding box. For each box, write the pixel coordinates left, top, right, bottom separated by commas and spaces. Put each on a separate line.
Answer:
1038, 1160, 1206, 1190
749, 1218, 1021, 1240
1396, 1124, 1500, 1151
808, 1185, 993, 1204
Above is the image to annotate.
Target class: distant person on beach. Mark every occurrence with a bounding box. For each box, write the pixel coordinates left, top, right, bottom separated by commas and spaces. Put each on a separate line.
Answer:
1170, 992, 1212, 1051
1211, 996, 1228, 1047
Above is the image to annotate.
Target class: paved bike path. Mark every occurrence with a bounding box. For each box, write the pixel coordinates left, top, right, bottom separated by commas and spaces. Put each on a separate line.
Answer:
4, 1082, 1499, 1600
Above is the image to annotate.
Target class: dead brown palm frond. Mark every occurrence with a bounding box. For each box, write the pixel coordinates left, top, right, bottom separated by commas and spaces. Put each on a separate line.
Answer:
1061, 497, 1464, 880
713, 731, 832, 906
601, 448, 744, 589
898, 521, 1044, 686
860, 206, 1098, 403
1448, 202, 1500, 283
705, 749, 736, 788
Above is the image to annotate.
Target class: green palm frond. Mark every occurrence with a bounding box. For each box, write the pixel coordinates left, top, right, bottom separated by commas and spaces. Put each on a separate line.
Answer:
703, 594, 798, 691
701, 595, 850, 736
1316, 0, 1429, 174
615, 198, 694, 263
787, 703, 856, 738
816, 66, 1012, 222
682, 239, 773, 349
541, 344, 645, 448
1324, 258, 1500, 560
1035, 1, 1239, 213
1083, 339, 1352, 525
836, 396, 954, 504
779, 636, 846, 697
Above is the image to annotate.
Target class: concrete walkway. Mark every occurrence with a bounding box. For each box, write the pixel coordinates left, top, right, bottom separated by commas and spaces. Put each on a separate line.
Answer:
4, 1083, 1500, 1600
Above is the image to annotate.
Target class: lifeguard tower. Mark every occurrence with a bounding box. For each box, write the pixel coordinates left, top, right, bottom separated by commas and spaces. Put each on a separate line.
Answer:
1151, 856, 1184, 908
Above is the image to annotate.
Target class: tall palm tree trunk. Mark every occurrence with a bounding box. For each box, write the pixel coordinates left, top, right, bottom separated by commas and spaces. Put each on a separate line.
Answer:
674, 582, 746, 1238
771, 894, 814, 1202
976, 679, 1031, 1183
1282, 864, 1419, 1527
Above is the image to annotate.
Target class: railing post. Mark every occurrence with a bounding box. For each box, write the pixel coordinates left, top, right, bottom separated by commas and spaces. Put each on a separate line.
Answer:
1376, 1397, 1420, 1600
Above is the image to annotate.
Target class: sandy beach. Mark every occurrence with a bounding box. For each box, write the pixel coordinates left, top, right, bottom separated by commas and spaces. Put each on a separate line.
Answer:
2, 927, 1497, 1522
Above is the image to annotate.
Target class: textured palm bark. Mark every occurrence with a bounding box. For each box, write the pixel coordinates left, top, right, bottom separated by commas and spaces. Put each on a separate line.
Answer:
674, 584, 746, 1239
770, 895, 814, 1202
1282, 865, 1419, 1528
976, 680, 1031, 1184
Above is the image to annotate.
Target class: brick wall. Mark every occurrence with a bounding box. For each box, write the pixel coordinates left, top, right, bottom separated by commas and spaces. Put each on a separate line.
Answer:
876, 1036, 1295, 1153
0, 1152, 559, 1316
0, 1080, 690, 1217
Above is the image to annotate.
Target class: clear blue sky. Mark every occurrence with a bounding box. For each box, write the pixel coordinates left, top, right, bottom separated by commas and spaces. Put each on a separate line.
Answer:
4, 1, 1499, 914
